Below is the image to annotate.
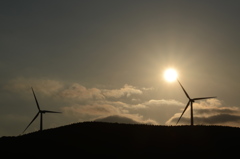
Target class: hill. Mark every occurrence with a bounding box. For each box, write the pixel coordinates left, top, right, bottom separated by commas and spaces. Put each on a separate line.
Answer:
1, 122, 240, 158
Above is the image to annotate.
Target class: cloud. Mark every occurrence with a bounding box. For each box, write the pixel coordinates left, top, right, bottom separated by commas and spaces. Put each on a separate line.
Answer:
102, 84, 142, 98
195, 106, 239, 116
132, 99, 184, 109
59, 84, 142, 102
167, 114, 240, 127
145, 99, 184, 107
59, 83, 104, 100
61, 99, 159, 125
3, 78, 142, 103
141, 87, 154, 91
4, 78, 153, 126
198, 98, 222, 107
166, 99, 240, 127
196, 114, 240, 124
61, 99, 133, 121
94, 115, 158, 125
62, 103, 122, 118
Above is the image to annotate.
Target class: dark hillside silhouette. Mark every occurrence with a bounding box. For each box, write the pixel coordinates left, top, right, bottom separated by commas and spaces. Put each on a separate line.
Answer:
1, 122, 240, 158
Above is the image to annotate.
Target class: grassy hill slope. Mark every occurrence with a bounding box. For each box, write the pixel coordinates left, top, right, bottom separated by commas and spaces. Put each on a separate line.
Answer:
1, 122, 239, 158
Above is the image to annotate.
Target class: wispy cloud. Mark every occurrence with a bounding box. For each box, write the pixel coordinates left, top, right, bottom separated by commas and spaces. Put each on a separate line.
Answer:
3, 77, 63, 96
141, 87, 154, 91
145, 99, 184, 107
62, 103, 122, 118
4, 78, 142, 101
132, 99, 184, 109
102, 84, 142, 98
59, 83, 104, 100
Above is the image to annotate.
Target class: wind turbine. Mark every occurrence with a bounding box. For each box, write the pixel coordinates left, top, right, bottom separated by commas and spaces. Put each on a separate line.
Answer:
176, 79, 216, 126
22, 87, 61, 133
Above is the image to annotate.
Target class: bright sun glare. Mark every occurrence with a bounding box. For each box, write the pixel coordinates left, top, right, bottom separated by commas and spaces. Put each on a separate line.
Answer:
164, 68, 178, 82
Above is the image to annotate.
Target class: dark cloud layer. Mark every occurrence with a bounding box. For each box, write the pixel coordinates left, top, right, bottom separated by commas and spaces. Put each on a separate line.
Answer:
170, 114, 240, 126
197, 114, 240, 125
166, 99, 240, 127
195, 107, 238, 115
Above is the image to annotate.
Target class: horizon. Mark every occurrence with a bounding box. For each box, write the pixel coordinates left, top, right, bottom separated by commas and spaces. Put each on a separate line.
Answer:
1, 1, 240, 137
4, 121, 240, 138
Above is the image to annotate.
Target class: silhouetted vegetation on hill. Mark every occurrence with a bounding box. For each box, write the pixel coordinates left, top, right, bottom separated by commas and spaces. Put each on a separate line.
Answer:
1, 122, 240, 158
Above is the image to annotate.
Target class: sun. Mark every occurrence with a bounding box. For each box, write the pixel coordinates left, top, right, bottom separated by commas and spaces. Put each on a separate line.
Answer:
164, 68, 178, 82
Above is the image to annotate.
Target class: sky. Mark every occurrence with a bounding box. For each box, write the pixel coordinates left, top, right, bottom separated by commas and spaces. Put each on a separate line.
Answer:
1, 0, 240, 137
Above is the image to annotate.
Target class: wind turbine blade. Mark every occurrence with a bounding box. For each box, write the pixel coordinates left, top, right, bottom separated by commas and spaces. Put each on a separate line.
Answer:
43, 110, 61, 113
31, 87, 41, 111
176, 101, 190, 125
193, 97, 216, 100
177, 79, 190, 99
22, 112, 40, 134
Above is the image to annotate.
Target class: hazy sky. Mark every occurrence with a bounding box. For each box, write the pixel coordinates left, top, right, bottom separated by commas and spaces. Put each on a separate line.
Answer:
1, 1, 240, 136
